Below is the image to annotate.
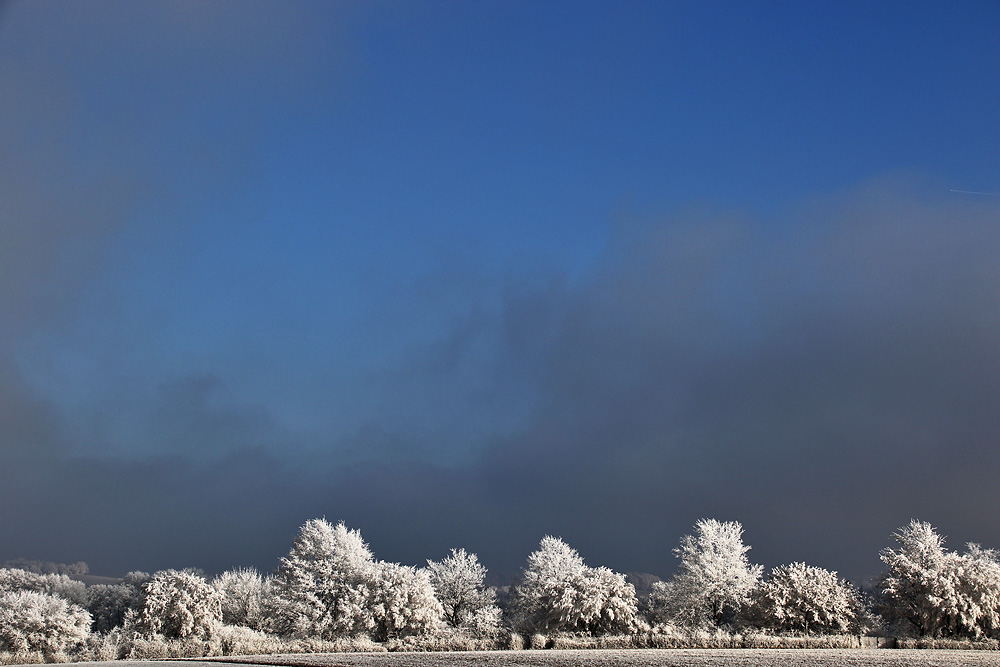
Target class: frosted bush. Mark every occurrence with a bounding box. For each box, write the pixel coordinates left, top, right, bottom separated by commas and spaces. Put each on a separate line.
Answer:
0, 568, 87, 607
503, 630, 526, 650
209, 624, 287, 656
752, 562, 865, 635
137, 569, 222, 639
466, 604, 503, 638
369, 560, 443, 641
0, 589, 92, 658
511, 536, 642, 635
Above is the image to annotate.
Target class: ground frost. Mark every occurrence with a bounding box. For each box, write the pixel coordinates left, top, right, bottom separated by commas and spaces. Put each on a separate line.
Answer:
186, 648, 1000, 667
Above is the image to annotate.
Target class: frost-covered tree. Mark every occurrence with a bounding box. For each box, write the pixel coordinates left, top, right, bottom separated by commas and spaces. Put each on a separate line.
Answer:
84, 571, 152, 633
369, 561, 443, 641
86, 581, 145, 633
272, 518, 379, 638
650, 519, 762, 628
273, 518, 442, 640
579, 565, 645, 634
212, 567, 275, 631
137, 569, 222, 639
426, 548, 500, 636
511, 536, 589, 633
0, 590, 92, 658
752, 562, 864, 635
511, 536, 642, 634
880, 520, 957, 637
956, 544, 1000, 638
880, 521, 1000, 638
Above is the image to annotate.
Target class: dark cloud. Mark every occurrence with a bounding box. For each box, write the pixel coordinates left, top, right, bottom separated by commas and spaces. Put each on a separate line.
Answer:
7, 179, 997, 584
150, 373, 276, 457
1, 6, 997, 582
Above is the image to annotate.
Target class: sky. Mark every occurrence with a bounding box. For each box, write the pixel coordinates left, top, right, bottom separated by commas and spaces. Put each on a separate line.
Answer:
1, 0, 999, 584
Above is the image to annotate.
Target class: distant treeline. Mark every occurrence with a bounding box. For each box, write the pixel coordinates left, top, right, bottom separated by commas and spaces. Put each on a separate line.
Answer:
1, 559, 88, 576
2, 518, 999, 664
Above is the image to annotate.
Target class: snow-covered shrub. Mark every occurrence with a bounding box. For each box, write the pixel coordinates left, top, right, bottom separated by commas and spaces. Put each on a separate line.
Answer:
208, 624, 288, 656
426, 548, 501, 636
465, 604, 503, 639
137, 569, 222, 639
742, 632, 862, 649
212, 567, 275, 631
502, 630, 526, 650
751, 562, 865, 635
649, 519, 762, 629
381, 626, 500, 652
510, 536, 641, 635
0, 589, 92, 659
880, 520, 1000, 638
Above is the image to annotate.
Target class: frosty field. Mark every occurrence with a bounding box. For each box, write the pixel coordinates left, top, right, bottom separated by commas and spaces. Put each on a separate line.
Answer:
46, 649, 1000, 667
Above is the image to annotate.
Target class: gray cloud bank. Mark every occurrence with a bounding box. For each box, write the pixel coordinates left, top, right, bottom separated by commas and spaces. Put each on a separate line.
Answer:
3, 174, 999, 581
2, 1, 998, 584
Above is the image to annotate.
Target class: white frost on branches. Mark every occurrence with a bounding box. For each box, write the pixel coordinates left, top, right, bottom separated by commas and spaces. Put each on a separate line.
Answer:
880, 520, 1000, 638
511, 536, 642, 634
369, 561, 443, 641
273, 518, 377, 638
272, 518, 441, 640
426, 548, 501, 636
138, 569, 222, 639
212, 567, 274, 631
0, 568, 87, 607
650, 519, 762, 628
0, 590, 92, 657
753, 562, 864, 635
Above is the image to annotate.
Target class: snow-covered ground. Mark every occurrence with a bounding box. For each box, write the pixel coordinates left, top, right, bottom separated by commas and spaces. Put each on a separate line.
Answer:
30, 648, 1000, 667
196, 648, 1000, 667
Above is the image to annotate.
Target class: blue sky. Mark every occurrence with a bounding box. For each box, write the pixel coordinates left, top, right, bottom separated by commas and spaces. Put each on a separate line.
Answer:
2, 0, 999, 580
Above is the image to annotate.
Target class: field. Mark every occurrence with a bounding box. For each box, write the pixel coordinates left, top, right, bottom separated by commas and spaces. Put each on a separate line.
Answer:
49, 649, 1000, 667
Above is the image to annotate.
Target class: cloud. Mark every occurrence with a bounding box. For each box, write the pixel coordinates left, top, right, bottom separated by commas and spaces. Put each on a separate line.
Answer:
150, 373, 277, 457
470, 177, 1000, 577
0, 0, 358, 339
3, 174, 999, 582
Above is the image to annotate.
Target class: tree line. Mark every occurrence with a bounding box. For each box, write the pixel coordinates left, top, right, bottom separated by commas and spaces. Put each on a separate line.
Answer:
2, 517, 999, 663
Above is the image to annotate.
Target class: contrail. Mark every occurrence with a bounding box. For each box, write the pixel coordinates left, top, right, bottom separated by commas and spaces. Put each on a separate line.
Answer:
949, 189, 1000, 196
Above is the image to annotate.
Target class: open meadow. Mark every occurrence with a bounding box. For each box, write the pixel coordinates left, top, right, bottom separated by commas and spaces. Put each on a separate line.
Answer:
42, 650, 1000, 667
